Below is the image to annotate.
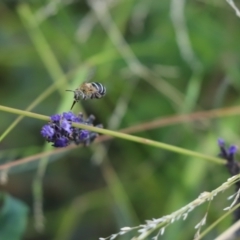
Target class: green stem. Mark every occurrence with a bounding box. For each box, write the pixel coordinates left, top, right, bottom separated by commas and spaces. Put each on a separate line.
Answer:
0, 105, 225, 165
198, 202, 240, 239
0, 105, 49, 121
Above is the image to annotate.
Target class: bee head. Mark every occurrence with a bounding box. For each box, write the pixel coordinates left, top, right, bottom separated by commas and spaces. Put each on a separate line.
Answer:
66, 89, 84, 101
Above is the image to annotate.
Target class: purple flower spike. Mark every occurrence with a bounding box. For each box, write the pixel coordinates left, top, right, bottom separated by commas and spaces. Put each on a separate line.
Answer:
217, 140, 240, 222
41, 112, 102, 148
218, 139, 239, 176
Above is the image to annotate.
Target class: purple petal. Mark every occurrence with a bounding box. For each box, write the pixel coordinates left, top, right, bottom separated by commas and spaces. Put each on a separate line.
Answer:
41, 125, 55, 138
51, 114, 61, 122
79, 130, 89, 140
60, 119, 72, 133
218, 138, 225, 147
72, 116, 82, 123
53, 137, 69, 147
62, 112, 76, 121
228, 145, 238, 155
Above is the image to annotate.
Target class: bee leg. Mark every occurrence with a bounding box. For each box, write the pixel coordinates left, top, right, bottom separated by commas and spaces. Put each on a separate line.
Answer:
95, 92, 102, 99
70, 100, 77, 110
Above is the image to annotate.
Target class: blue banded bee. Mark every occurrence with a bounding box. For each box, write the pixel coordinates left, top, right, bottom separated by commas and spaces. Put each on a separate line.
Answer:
66, 70, 106, 110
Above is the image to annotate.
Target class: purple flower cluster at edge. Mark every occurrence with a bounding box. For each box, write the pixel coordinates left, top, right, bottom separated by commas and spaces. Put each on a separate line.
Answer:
218, 138, 238, 162
217, 138, 239, 176
218, 139, 240, 223
41, 112, 102, 148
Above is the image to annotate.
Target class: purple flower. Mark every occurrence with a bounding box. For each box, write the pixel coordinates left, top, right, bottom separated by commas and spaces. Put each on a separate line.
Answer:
51, 114, 61, 122
53, 137, 69, 147
72, 115, 82, 123
63, 111, 85, 123
62, 112, 76, 121
228, 145, 238, 156
41, 112, 102, 148
217, 139, 239, 176
218, 138, 225, 147
79, 130, 89, 140
218, 139, 238, 160
217, 140, 240, 222
60, 119, 72, 134
41, 125, 54, 139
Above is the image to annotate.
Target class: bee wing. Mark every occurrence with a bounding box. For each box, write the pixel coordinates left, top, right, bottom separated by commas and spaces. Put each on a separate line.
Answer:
85, 67, 96, 83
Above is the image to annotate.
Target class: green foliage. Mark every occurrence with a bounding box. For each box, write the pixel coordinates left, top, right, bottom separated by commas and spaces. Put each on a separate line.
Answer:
0, 192, 28, 240
1, 0, 240, 239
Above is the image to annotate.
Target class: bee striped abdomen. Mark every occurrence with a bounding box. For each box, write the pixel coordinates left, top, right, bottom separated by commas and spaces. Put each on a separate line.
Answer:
91, 82, 106, 98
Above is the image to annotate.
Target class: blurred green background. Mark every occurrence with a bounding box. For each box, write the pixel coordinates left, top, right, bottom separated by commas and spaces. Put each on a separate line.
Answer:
1, 0, 240, 239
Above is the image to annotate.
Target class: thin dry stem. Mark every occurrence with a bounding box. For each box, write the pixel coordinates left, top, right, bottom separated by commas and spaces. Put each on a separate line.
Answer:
226, 0, 240, 17
101, 175, 240, 240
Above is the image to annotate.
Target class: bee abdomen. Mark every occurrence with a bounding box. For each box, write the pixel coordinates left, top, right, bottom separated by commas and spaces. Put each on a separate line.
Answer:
91, 82, 106, 98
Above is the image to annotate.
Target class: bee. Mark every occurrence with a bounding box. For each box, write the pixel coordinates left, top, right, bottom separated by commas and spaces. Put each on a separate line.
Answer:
66, 70, 106, 110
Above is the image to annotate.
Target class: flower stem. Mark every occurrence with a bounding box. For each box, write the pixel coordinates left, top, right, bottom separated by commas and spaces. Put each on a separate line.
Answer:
0, 105, 225, 165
